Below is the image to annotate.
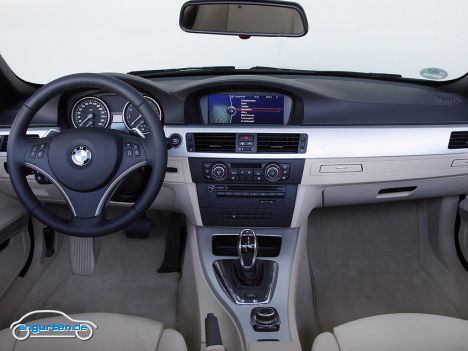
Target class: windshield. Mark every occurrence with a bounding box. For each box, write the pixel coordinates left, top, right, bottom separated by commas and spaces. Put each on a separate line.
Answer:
1, 0, 467, 83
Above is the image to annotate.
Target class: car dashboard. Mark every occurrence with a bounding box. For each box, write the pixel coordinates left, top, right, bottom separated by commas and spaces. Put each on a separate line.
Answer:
1, 73, 468, 228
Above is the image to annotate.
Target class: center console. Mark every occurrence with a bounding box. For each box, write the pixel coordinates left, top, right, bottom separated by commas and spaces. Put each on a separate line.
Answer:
196, 226, 300, 347
189, 158, 305, 227
187, 91, 307, 348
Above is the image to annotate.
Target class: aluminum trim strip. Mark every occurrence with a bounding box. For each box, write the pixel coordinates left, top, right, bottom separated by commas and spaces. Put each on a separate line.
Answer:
2, 125, 468, 159
163, 125, 468, 159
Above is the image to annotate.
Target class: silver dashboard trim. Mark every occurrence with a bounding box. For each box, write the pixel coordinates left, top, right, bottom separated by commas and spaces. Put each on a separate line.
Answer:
163, 125, 468, 159
0, 128, 61, 138
2, 125, 468, 160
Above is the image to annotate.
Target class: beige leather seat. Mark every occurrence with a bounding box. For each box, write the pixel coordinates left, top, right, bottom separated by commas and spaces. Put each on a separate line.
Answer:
0, 312, 187, 351
312, 313, 468, 351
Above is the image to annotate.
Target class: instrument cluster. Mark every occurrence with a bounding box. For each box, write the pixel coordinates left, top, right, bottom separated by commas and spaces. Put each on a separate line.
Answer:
70, 95, 162, 135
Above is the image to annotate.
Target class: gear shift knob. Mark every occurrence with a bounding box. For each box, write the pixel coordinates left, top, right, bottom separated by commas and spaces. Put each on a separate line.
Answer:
238, 229, 258, 270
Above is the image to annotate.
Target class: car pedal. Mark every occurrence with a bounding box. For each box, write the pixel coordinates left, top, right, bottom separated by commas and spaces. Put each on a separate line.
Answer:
125, 216, 152, 238
158, 213, 186, 273
43, 227, 55, 257
69, 237, 99, 275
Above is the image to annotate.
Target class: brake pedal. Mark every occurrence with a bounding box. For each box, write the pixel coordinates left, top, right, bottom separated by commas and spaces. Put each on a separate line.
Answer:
125, 216, 152, 238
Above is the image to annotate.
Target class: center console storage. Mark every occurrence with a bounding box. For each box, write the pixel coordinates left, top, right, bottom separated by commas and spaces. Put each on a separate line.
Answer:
189, 158, 305, 227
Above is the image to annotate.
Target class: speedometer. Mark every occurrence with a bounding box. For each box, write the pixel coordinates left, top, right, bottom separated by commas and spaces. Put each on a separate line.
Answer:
71, 97, 111, 128
123, 96, 162, 135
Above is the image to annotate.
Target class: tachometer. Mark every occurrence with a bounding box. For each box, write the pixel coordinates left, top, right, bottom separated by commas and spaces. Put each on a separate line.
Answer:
71, 97, 111, 128
123, 96, 162, 135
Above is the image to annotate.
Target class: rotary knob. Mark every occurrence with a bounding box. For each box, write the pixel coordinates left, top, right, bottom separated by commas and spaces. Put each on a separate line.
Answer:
264, 163, 282, 181
251, 307, 280, 332
211, 163, 228, 181
255, 307, 276, 323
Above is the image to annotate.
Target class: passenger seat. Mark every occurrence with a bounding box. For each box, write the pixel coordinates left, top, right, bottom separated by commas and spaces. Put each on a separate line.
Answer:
312, 313, 468, 351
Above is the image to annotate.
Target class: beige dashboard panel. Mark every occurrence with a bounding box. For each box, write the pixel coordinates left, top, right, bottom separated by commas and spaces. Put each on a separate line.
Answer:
304, 153, 468, 185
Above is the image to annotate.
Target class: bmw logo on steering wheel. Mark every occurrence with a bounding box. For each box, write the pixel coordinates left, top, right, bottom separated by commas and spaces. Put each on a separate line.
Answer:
71, 145, 92, 167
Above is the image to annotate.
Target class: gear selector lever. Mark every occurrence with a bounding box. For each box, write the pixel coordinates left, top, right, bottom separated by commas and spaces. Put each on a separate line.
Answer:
238, 228, 258, 270
213, 228, 278, 304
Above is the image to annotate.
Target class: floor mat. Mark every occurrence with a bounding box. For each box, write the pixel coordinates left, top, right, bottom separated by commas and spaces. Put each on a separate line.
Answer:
308, 201, 464, 332
12, 214, 179, 328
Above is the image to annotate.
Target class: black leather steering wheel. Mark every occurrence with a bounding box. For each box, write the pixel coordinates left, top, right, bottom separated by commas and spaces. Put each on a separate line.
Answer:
7, 73, 167, 237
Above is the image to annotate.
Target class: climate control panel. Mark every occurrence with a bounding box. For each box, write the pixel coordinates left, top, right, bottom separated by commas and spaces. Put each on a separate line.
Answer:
190, 158, 304, 184
189, 158, 305, 226
201, 161, 292, 182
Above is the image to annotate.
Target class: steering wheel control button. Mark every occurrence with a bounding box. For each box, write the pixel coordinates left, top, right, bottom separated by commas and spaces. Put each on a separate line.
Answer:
35, 172, 52, 184
29, 143, 48, 158
124, 142, 141, 157
251, 307, 280, 332
30, 145, 38, 158
71, 145, 92, 167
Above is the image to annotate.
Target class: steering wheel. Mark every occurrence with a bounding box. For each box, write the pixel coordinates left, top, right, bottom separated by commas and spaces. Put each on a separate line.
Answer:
7, 73, 167, 237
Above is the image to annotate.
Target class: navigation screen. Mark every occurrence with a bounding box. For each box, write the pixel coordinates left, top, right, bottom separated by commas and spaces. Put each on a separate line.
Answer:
208, 94, 284, 124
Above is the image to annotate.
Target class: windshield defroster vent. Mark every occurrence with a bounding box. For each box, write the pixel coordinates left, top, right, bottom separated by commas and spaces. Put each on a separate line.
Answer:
448, 131, 468, 149
188, 133, 236, 152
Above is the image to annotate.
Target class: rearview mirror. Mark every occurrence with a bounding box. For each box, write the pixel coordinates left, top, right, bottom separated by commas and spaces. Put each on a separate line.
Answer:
180, 1, 308, 37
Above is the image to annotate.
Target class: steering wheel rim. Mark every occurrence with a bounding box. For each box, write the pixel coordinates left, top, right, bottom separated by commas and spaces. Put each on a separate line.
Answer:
7, 73, 167, 237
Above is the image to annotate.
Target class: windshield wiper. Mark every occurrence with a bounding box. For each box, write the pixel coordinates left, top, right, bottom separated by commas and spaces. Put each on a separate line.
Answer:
249, 66, 403, 79
130, 66, 236, 78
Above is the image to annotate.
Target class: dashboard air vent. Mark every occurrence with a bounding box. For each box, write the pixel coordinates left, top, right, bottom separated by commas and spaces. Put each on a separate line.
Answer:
257, 133, 302, 153
192, 133, 236, 152
448, 131, 468, 149
0, 134, 39, 152
0, 136, 7, 152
